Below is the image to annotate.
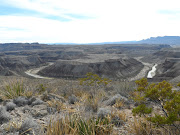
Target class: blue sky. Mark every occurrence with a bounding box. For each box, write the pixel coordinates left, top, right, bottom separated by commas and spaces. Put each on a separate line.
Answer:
0, 0, 180, 43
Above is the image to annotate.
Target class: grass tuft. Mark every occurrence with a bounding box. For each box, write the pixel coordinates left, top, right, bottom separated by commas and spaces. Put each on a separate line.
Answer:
46, 114, 114, 135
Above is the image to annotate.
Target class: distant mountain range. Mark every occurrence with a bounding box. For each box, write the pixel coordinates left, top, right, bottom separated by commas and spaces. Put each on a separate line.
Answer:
137, 36, 180, 45
48, 36, 180, 45
102, 36, 180, 45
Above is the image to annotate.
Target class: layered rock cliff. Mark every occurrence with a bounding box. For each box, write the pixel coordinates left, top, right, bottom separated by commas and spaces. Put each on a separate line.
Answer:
38, 58, 144, 79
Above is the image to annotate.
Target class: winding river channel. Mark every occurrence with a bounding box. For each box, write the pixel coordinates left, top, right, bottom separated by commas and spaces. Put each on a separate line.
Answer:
25, 61, 158, 80
147, 64, 157, 78
25, 63, 53, 79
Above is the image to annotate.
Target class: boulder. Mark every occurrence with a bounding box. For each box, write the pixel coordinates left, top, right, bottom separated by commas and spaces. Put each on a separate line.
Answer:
68, 95, 78, 104
13, 96, 28, 107
0, 106, 11, 124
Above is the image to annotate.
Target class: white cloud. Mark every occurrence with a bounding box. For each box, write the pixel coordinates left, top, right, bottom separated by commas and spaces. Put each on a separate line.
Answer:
1, 0, 180, 43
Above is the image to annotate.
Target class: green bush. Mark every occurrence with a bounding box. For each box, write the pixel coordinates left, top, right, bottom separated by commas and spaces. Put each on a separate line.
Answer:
79, 72, 111, 87
132, 78, 180, 134
37, 84, 46, 94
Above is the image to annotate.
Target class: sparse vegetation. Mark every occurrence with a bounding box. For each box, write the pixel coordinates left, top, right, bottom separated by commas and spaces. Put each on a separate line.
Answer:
47, 99, 65, 112
0, 76, 179, 135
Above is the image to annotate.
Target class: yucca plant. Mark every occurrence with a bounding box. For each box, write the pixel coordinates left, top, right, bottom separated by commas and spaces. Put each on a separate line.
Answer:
0, 81, 25, 99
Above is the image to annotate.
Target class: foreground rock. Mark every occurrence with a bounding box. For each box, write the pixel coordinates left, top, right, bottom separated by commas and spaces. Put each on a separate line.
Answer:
0, 93, 133, 135
104, 94, 129, 106
19, 118, 40, 135
0, 106, 11, 124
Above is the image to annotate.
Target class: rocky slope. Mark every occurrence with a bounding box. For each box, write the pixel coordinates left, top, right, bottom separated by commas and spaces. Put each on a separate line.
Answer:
0, 55, 45, 76
155, 58, 180, 81
38, 58, 144, 79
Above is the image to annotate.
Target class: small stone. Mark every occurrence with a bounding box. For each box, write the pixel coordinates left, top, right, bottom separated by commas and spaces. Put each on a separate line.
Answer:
31, 105, 48, 118
31, 98, 44, 106
105, 94, 128, 106
22, 105, 31, 113
28, 97, 36, 105
48, 93, 66, 102
97, 108, 111, 119
47, 107, 57, 114
68, 95, 78, 104
6, 102, 16, 111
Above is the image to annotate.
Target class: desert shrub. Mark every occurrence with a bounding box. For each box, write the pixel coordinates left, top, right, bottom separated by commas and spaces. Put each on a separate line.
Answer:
79, 72, 111, 95
132, 78, 180, 134
37, 84, 47, 94
79, 72, 111, 87
79, 73, 111, 113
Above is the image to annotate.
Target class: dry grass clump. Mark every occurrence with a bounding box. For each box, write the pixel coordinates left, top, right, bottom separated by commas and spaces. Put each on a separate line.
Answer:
82, 90, 107, 113
129, 116, 180, 135
0, 79, 39, 100
84, 94, 99, 113
113, 110, 127, 122
113, 99, 124, 109
4, 120, 22, 132
114, 80, 135, 98
47, 99, 66, 112
46, 114, 114, 135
